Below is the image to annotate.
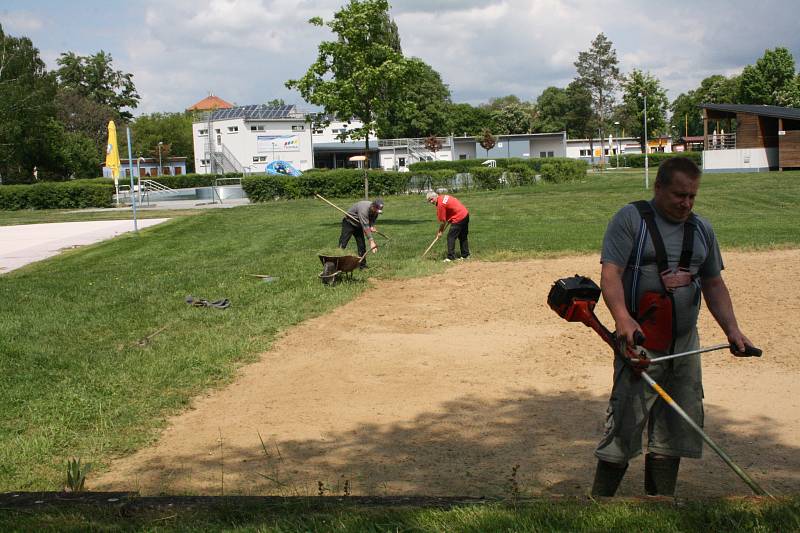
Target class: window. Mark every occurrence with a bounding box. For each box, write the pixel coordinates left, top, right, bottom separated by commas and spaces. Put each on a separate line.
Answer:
250, 125, 265, 132
292, 125, 304, 131
313, 129, 324, 134
252, 156, 267, 162
200, 159, 209, 165
540, 151, 554, 158
459, 154, 468, 160
579, 149, 591, 157
215, 128, 221, 134
198, 129, 208, 136
547, 151, 554, 157
398, 157, 406, 167
227, 126, 239, 133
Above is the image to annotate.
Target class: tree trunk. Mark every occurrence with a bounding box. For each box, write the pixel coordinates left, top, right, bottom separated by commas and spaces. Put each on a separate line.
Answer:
364, 133, 370, 199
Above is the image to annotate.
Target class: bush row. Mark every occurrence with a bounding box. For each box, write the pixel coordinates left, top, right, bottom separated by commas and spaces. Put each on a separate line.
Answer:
620, 152, 702, 167
0, 180, 114, 210
408, 157, 577, 173
242, 170, 412, 201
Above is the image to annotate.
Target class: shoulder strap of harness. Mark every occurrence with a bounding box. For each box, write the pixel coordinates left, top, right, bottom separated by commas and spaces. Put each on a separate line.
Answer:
628, 201, 697, 313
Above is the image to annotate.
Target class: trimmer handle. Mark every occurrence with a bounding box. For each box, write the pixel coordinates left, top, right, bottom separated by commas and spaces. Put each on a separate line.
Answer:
732, 344, 762, 357
633, 331, 647, 347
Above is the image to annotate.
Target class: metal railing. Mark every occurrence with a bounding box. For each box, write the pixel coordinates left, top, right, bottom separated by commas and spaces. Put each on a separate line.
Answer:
706, 133, 736, 150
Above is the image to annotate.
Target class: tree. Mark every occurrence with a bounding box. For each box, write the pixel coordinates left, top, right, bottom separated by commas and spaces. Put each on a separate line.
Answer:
131, 112, 195, 172
490, 102, 533, 134
55, 88, 120, 164
266, 98, 286, 107
740, 47, 799, 105
564, 81, 594, 139
56, 51, 140, 119
481, 94, 523, 111
620, 69, 668, 151
477, 129, 496, 157
446, 103, 491, 137
532, 86, 568, 133
574, 33, 621, 164
286, 0, 411, 167
424, 134, 442, 159
669, 74, 741, 140
377, 58, 452, 138
0, 24, 58, 182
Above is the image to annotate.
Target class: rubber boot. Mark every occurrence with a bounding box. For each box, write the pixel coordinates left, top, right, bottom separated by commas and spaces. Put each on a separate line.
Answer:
591, 460, 628, 497
644, 453, 681, 496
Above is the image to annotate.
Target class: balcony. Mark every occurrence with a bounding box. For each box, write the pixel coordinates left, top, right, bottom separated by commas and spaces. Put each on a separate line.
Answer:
705, 132, 736, 150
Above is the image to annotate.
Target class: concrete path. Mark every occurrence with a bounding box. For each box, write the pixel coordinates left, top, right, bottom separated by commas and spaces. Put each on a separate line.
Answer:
0, 219, 168, 274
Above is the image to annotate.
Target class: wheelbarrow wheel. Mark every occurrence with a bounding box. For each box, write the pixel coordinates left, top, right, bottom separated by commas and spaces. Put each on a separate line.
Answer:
321, 261, 338, 285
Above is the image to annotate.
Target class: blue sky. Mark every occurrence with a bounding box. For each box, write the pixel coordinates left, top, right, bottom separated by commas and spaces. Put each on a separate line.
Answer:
3, 0, 800, 116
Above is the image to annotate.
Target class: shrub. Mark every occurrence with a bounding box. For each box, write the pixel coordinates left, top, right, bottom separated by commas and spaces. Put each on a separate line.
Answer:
0, 180, 114, 210
539, 159, 588, 183
621, 152, 702, 168
470, 166, 504, 190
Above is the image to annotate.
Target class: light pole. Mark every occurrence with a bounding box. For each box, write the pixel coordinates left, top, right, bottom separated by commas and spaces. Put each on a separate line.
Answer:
157, 141, 163, 176
640, 92, 649, 189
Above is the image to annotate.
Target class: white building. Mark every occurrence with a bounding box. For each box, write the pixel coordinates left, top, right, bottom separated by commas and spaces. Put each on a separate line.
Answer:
192, 104, 313, 174
377, 132, 568, 170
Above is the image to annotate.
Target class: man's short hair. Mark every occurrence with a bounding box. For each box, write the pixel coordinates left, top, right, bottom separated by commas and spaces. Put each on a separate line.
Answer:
656, 157, 701, 186
426, 191, 438, 202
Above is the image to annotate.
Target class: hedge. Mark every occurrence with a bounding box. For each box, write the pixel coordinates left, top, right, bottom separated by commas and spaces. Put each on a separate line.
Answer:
618, 152, 702, 168
0, 180, 114, 210
539, 159, 588, 183
243, 169, 409, 201
409, 157, 585, 173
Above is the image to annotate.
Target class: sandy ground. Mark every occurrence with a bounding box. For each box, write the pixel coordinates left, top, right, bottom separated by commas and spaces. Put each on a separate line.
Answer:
95, 250, 800, 498
0, 219, 168, 273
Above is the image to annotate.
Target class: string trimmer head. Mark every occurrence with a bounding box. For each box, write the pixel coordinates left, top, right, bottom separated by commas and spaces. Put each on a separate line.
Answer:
548, 275, 614, 348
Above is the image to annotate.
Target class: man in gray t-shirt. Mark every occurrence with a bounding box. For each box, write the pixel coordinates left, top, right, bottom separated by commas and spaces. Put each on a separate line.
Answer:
338, 198, 383, 269
591, 157, 755, 497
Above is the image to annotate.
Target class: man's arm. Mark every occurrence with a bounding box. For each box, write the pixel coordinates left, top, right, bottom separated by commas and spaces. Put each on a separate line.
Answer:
701, 275, 752, 352
600, 262, 642, 346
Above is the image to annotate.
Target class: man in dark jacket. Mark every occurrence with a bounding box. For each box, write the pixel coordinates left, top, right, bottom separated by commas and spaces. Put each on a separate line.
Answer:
339, 198, 384, 269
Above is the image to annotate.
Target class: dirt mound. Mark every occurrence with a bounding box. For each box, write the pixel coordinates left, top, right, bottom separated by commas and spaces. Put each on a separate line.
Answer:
94, 250, 800, 497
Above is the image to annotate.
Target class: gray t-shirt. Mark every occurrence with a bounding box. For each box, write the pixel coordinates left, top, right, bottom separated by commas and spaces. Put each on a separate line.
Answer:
346, 201, 378, 232
601, 201, 723, 337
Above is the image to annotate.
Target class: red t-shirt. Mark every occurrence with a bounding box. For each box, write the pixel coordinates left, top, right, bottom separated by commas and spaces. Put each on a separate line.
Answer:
436, 195, 469, 224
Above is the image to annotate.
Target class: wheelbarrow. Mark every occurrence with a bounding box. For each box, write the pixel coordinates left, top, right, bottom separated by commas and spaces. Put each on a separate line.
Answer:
318, 252, 368, 285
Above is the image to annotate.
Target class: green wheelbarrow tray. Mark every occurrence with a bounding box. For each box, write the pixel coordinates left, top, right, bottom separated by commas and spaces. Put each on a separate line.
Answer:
318, 252, 367, 285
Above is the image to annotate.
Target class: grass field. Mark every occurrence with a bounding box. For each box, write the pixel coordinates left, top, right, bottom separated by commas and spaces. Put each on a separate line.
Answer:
1, 170, 799, 494
0, 207, 202, 226
1, 496, 798, 532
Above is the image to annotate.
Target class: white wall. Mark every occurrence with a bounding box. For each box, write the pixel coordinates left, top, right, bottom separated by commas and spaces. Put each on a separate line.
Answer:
312, 119, 369, 144
703, 148, 778, 172
193, 117, 313, 173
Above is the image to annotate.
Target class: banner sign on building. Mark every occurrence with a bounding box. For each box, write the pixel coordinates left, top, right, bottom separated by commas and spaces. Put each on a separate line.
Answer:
257, 135, 300, 153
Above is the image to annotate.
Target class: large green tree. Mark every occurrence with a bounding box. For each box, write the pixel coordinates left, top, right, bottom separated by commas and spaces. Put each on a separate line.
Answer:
377, 58, 452, 138
564, 81, 594, 140
131, 112, 195, 172
620, 69, 668, 151
0, 24, 58, 182
286, 0, 411, 161
574, 33, 621, 164
446, 103, 491, 137
669, 74, 741, 139
532, 86, 568, 133
739, 47, 800, 106
56, 51, 140, 120
55, 88, 120, 164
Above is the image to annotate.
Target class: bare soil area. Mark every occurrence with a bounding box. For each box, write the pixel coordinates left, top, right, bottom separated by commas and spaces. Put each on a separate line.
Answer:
94, 250, 800, 498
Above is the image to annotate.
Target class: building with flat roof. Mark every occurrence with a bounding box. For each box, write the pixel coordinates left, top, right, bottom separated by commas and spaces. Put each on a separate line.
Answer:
700, 103, 800, 172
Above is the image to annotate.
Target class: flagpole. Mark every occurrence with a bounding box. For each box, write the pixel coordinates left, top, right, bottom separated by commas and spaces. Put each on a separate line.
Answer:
126, 127, 138, 233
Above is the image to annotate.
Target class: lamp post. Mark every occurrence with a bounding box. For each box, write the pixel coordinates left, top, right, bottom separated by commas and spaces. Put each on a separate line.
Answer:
614, 121, 620, 168
157, 141, 163, 176
640, 92, 649, 189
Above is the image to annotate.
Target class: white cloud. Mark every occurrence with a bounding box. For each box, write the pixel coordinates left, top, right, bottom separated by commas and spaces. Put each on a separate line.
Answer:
101, 0, 800, 114
0, 10, 44, 32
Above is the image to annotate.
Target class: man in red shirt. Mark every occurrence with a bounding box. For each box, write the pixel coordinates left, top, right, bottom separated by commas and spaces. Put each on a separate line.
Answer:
426, 191, 470, 261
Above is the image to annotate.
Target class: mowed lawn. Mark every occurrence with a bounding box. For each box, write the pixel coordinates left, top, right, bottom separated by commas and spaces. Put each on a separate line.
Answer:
1, 170, 799, 491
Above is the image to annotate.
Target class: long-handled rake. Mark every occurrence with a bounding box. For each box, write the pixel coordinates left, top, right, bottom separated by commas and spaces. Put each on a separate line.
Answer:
547, 275, 772, 497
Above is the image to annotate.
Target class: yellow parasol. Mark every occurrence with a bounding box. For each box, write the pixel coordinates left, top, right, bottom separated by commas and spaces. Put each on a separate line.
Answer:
105, 120, 121, 185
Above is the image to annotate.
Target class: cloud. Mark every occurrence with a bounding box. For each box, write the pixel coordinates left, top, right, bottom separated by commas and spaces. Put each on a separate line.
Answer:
84, 0, 800, 114
0, 9, 44, 32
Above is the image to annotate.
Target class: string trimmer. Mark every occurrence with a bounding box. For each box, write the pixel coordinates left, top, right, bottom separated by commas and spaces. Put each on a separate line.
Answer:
547, 275, 771, 497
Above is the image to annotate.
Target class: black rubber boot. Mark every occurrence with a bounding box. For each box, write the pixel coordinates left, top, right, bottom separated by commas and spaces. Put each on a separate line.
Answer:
644, 453, 681, 496
591, 460, 628, 497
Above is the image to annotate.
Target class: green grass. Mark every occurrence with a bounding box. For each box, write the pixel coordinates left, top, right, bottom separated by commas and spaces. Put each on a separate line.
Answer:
1, 497, 798, 532
1, 170, 799, 492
